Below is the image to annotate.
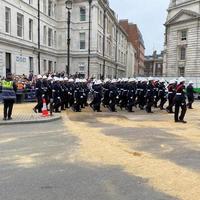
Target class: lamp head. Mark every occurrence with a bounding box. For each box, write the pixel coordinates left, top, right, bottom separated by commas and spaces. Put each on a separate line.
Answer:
65, 0, 72, 10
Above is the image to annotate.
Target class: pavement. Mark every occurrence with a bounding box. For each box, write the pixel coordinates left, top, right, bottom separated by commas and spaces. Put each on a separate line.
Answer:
0, 103, 61, 125
0, 102, 200, 200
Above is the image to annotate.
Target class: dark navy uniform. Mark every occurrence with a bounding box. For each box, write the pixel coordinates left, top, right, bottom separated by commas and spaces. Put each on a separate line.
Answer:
186, 83, 194, 109
174, 82, 187, 123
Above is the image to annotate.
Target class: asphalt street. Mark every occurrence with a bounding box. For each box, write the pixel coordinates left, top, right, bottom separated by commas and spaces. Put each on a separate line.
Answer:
0, 105, 200, 200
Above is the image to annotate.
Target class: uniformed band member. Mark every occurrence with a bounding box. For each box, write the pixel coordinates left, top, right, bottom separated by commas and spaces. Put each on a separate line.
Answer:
174, 77, 187, 123
32, 75, 194, 123
2, 73, 17, 120
186, 81, 194, 109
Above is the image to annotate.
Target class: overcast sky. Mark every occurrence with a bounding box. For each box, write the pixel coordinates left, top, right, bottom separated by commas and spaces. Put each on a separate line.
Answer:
109, 0, 170, 55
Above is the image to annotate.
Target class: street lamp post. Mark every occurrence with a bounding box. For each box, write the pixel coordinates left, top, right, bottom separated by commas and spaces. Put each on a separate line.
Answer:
38, 0, 41, 74
88, 0, 92, 79
65, 0, 72, 76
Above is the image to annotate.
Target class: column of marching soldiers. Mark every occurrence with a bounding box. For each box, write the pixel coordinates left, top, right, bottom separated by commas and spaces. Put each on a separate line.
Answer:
33, 75, 194, 123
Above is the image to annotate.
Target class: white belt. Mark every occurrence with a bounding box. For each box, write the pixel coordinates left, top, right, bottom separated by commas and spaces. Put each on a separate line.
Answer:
168, 92, 173, 94
176, 93, 182, 95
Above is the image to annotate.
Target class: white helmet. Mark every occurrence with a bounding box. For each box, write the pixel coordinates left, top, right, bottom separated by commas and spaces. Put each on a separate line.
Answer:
117, 78, 122, 82
104, 78, 110, 83
189, 81, 194, 85
148, 77, 154, 81
142, 78, 147, 82
129, 78, 136, 82
95, 80, 102, 85
47, 76, 53, 81
54, 77, 59, 81
123, 78, 129, 82
68, 78, 74, 82
37, 75, 42, 79
43, 75, 47, 79
64, 77, 69, 81
75, 78, 80, 83
160, 78, 165, 83
178, 77, 186, 83
111, 79, 117, 83
169, 79, 176, 84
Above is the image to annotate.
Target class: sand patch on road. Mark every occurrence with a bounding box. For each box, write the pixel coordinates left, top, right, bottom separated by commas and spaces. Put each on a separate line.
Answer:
64, 114, 200, 200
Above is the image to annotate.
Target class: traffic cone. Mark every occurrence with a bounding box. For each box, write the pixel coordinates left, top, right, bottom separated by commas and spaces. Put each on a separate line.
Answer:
41, 97, 49, 117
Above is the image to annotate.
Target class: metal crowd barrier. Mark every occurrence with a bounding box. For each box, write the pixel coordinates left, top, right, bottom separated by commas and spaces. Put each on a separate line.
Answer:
16, 89, 36, 103
0, 88, 36, 103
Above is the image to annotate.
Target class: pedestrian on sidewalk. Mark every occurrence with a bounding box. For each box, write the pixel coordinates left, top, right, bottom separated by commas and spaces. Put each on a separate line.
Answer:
2, 73, 17, 120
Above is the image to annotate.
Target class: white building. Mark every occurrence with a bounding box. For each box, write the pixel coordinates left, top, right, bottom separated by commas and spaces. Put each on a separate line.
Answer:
0, 0, 135, 78
164, 0, 200, 77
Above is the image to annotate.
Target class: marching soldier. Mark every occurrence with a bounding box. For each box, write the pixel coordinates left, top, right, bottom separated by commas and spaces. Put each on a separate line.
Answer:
146, 77, 155, 113
166, 80, 176, 113
186, 81, 194, 109
90, 80, 102, 112
174, 77, 187, 123
158, 79, 167, 110
108, 79, 118, 112
126, 78, 136, 112
33, 75, 43, 113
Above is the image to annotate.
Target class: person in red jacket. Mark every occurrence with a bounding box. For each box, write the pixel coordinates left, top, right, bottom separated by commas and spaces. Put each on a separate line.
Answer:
174, 77, 187, 123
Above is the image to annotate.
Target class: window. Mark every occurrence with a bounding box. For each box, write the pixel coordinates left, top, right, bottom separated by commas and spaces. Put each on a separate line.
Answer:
48, 28, 53, 46
29, 57, 33, 72
29, 0, 33, 5
48, 61, 53, 72
179, 67, 185, 77
54, 31, 57, 48
48, 0, 52, 17
99, 10, 103, 25
54, 3, 57, 18
80, 7, 86, 21
80, 32, 86, 49
29, 19, 33, 40
44, 60, 47, 72
54, 62, 56, 72
181, 30, 187, 41
180, 46, 186, 60
43, 0, 47, 14
17, 13, 24, 37
5, 7, 11, 33
43, 26, 47, 44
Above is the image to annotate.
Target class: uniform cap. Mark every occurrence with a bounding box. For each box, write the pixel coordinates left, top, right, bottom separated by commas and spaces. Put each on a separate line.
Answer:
43, 75, 47, 79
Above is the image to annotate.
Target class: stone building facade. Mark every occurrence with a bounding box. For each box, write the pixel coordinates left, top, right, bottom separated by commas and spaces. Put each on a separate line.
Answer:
144, 51, 163, 77
164, 0, 200, 77
0, 0, 135, 78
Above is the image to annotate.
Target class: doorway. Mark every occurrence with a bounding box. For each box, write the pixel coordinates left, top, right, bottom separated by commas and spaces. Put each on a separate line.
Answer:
5, 53, 11, 74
